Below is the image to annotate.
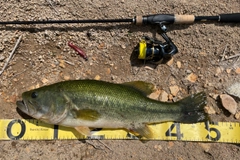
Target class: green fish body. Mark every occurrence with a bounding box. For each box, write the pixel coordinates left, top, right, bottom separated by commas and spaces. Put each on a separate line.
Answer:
17, 80, 208, 138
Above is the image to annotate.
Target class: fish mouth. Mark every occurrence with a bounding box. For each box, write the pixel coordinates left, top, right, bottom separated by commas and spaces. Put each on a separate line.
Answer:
16, 100, 29, 114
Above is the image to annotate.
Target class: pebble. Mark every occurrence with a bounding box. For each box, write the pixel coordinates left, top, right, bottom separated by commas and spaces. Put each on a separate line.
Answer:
98, 43, 105, 49
166, 58, 174, 66
226, 82, 240, 99
168, 94, 173, 101
226, 68, 231, 74
235, 68, 240, 74
59, 60, 66, 68
209, 93, 218, 100
176, 61, 181, 68
149, 90, 161, 100
169, 85, 179, 96
13, 78, 18, 82
204, 106, 216, 114
94, 75, 101, 80
186, 69, 192, 74
220, 94, 237, 114
0, 55, 5, 61
199, 143, 211, 152
63, 75, 70, 80
106, 68, 111, 75
154, 145, 162, 151
170, 80, 176, 85
186, 73, 198, 83
121, 44, 126, 49
159, 90, 168, 102
234, 111, 240, 119
51, 63, 56, 68
199, 52, 207, 56
215, 67, 222, 76
41, 78, 49, 84
0, 45, 5, 52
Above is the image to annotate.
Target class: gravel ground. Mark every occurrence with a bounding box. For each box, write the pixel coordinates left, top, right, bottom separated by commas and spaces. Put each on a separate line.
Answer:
0, 0, 240, 159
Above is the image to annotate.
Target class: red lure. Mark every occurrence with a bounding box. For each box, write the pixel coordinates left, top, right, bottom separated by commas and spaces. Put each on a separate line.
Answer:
68, 42, 88, 61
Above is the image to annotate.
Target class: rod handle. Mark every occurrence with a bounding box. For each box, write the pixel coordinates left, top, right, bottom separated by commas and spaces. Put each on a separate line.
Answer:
135, 14, 195, 25
219, 13, 240, 23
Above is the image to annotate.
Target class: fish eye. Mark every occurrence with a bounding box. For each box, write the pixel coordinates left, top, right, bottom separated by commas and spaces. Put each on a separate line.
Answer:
31, 92, 38, 98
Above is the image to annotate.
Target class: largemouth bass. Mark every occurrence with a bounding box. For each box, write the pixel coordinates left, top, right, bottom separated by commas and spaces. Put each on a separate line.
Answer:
16, 80, 208, 138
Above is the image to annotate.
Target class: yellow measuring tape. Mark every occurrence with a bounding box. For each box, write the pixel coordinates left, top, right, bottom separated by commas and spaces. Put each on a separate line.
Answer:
0, 119, 240, 143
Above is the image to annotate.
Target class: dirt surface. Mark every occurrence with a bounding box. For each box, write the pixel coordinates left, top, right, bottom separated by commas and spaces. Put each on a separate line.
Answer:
0, 0, 240, 159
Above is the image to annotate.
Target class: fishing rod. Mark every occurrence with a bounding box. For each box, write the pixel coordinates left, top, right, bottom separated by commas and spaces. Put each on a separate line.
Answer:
1, 13, 239, 62
1, 13, 240, 25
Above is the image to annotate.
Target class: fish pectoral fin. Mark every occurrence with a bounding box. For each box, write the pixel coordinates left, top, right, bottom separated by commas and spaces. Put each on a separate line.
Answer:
122, 81, 156, 95
71, 109, 100, 121
75, 126, 91, 136
130, 124, 154, 139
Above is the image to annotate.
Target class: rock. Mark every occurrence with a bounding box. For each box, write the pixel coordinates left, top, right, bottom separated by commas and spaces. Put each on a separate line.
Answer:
0, 45, 5, 52
220, 94, 237, 114
199, 52, 207, 56
94, 75, 101, 80
186, 70, 192, 74
186, 73, 198, 83
199, 143, 211, 152
204, 106, 216, 114
176, 61, 181, 68
209, 93, 219, 100
235, 111, 240, 119
226, 68, 231, 74
63, 75, 70, 80
226, 82, 240, 99
51, 63, 56, 68
170, 80, 176, 85
154, 145, 162, 151
168, 94, 173, 101
235, 68, 240, 74
159, 90, 168, 102
169, 85, 179, 96
98, 43, 105, 49
0, 55, 5, 61
166, 58, 174, 66
215, 67, 222, 76
41, 78, 49, 84
59, 60, 66, 68
121, 44, 126, 49
149, 90, 161, 100
106, 68, 111, 75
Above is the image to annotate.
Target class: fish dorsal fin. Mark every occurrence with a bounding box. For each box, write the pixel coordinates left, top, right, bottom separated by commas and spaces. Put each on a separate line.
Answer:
122, 81, 156, 95
75, 126, 91, 136
72, 109, 100, 121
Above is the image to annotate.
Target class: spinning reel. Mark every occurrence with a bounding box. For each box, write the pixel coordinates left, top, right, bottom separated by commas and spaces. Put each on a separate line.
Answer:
137, 23, 178, 63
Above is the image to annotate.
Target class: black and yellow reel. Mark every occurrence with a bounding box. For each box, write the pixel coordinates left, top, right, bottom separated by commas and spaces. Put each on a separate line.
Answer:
137, 23, 178, 63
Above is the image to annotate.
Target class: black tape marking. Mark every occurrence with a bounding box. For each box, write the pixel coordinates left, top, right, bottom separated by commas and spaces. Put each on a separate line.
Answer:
6, 119, 26, 140
53, 125, 58, 139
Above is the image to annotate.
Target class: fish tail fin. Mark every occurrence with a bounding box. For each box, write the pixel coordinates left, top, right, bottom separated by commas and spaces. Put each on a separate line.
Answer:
177, 92, 209, 123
